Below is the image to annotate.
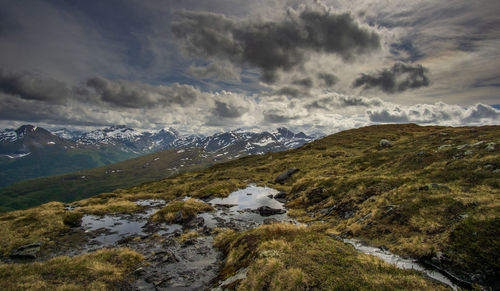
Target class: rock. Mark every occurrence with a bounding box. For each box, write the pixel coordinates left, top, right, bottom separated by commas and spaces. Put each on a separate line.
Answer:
267, 194, 274, 198
464, 150, 473, 156
419, 183, 451, 191
486, 142, 497, 151
273, 191, 287, 203
256, 206, 286, 216
456, 144, 468, 150
161, 251, 179, 263
484, 164, 495, 170
10, 242, 43, 259
471, 141, 485, 147
306, 187, 326, 204
438, 144, 452, 150
275, 168, 299, 184
185, 216, 205, 228
173, 210, 184, 223
493, 169, 500, 173
379, 139, 392, 148
133, 267, 146, 276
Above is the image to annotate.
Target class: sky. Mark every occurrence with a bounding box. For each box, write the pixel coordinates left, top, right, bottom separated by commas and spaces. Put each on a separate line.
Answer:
0, 0, 499, 135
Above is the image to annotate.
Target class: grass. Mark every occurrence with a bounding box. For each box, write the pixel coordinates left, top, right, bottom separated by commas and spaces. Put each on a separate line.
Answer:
150, 198, 214, 223
1, 123, 499, 287
0, 248, 143, 290
0, 202, 68, 256
214, 223, 446, 290
0, 147, 218, 212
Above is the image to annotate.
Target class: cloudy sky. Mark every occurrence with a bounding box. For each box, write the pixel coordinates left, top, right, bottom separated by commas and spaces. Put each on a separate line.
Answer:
0, 0, 499, 134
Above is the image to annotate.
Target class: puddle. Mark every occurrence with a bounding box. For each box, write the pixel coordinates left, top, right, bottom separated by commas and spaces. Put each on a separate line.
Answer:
200, 185, 295, 230
341, 238, 460, 290
81, 199, 181, 247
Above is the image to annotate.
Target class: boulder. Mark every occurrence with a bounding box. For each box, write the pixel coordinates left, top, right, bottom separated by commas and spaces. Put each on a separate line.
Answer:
486, 142, 497, 151
10, 242, 43, 259
256, 206, 286, 216
274, 168, 299, 184
379, 139, 392, 148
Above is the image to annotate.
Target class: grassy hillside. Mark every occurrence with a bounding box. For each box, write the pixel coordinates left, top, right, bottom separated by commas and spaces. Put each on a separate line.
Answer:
0, 147, 218, 212
0, 146, 138, 188
1, 124, 498, 288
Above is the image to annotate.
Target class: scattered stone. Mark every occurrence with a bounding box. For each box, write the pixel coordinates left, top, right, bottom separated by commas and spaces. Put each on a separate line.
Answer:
319, 206, 335, 216
256, 206, 286, 216
10, 242, 43, 259
267, 194, 274, 198
486, 142, 497, 151
459, 214, 469, 220
484, 164, 495, 170
493, 169, 500, 174
246, 193, 252, 196
438, 144, 452, 150
133, 267, 146, 276
419, 183, 451, 191
464, 150, 473, 156
275, 168, 299, 184
379, 139, 392, 148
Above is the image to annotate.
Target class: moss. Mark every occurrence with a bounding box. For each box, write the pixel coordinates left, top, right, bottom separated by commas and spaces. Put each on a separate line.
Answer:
62, 212, 83, 227
151, 198, 213, 223
0, 248, 143, 290
215, 223, 446, 290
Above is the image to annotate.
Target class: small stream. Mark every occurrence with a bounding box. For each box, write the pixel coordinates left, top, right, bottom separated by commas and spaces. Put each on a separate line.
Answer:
340, 238, 460, 290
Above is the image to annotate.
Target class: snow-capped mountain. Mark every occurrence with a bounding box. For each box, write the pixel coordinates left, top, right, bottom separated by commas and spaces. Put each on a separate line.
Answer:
2, 124, 316, 158
68, 125, 315, 155
0, 125, 70, 156
52, 128, 85, 141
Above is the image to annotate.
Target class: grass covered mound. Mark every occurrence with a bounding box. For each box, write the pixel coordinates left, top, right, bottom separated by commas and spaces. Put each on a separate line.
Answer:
151, 198, 214, 223
0, 248, 143, 290
214, 223, 446, 290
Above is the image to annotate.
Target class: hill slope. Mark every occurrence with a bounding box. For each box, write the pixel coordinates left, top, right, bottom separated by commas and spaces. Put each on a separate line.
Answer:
0, 124, 498, 289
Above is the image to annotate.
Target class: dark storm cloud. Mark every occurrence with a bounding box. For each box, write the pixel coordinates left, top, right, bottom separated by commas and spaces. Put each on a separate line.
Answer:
317, 73, 338, 87
0, 70, 71, 104
172, 8, 380, 83
353, 63, 430, 93
274, 87, 301, 98
212, 100, 246, 118
86, 77, 202, 108
306, 95, 382, 110
292, 78, 313, 88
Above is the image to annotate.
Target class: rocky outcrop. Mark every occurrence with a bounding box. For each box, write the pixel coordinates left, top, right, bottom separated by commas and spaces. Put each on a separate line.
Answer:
256, 206, 286, 216
379, 139, 392, 148
10, 242, 42, 259
275, 168, 299, 184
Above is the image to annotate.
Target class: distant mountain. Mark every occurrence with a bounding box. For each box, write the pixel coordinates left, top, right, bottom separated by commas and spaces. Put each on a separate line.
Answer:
0, 124, 316, 187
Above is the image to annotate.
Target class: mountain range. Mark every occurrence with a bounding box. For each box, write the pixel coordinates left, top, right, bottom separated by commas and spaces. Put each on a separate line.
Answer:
0, 124, 316, 188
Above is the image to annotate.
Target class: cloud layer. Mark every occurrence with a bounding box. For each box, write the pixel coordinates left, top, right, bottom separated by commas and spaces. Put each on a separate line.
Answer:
353, 63, 430, 93
172, 7, 380, 83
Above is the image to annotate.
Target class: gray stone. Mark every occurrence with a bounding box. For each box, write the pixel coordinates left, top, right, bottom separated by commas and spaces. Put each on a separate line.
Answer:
486, 142, 497, 151
438, 144, 452, 150
275, 168, 299, 184
379, 139, 392, 148
256, 206, 286, 216
10, 242, 43, 259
